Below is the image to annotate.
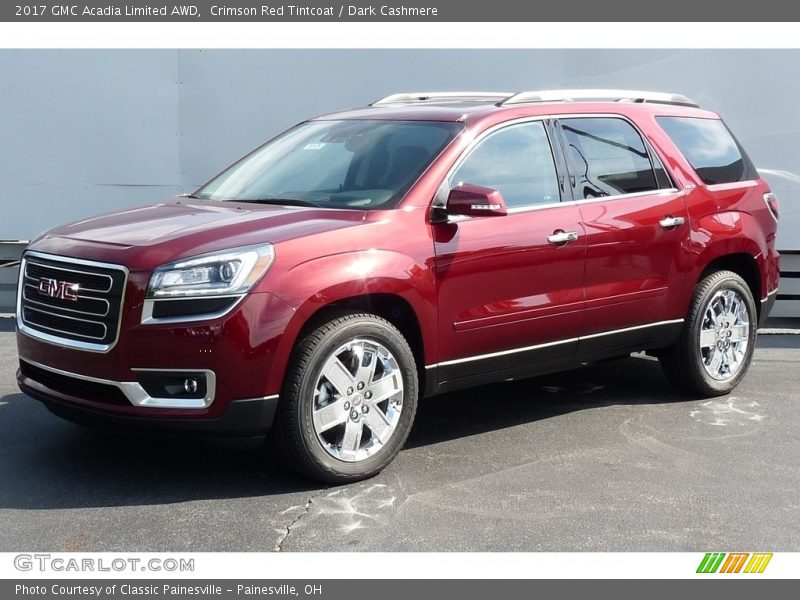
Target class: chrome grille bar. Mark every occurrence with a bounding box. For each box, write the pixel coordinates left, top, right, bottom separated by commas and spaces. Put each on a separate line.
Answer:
17, 251, 128, 353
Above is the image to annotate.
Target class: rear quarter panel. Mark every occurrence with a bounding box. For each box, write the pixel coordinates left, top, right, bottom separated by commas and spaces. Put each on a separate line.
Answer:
639, 111, 779, 313
683, 181, 778, 306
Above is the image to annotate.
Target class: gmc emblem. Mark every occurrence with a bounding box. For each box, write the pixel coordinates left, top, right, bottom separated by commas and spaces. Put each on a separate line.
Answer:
38, 277, 79, 301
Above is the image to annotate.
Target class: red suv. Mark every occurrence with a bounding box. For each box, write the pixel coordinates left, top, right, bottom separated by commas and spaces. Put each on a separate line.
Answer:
16, 90, 780, 482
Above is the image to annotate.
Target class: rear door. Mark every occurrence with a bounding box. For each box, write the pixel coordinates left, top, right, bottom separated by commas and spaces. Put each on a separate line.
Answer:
432, 119, 586, 384
555, 115, 690, 351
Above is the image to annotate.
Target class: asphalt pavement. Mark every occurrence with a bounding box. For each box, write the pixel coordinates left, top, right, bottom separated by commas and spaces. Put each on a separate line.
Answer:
1, 321, 798, 551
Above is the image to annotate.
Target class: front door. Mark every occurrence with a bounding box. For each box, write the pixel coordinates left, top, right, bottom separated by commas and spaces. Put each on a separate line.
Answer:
432, 119, 586, 385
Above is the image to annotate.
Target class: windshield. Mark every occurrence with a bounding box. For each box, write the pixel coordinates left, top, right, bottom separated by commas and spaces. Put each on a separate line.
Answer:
194, 119, 463, 209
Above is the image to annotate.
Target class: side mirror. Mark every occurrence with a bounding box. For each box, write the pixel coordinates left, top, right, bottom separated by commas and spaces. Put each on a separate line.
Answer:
446, 183, 508, 218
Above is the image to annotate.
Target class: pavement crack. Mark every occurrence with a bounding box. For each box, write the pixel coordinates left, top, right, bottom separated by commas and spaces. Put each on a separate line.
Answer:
273, 489, 325, 552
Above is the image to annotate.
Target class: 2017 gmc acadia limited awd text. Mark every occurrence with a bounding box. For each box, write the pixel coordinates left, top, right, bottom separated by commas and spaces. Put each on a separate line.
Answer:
16, 90, 779, 482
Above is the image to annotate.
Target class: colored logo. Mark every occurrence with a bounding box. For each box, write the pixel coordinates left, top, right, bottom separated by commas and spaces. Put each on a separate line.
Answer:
697, 552, 773, 574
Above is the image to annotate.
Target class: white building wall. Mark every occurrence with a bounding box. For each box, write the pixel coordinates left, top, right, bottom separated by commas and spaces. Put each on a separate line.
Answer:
2, 49, 799, 312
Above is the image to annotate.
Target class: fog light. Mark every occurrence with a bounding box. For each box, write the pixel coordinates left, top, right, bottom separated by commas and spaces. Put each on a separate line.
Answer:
136, 371, 208, 400
184, 378, 198, 394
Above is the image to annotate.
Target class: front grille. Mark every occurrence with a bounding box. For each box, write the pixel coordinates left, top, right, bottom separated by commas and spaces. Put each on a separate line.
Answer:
20, 253, 127, 350
19, 360, 130, 406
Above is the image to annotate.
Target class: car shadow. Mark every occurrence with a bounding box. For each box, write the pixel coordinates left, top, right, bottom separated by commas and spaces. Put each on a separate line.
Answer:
406, 353, 686, 450
0, 347, 781, 511
0, 391, 320, 510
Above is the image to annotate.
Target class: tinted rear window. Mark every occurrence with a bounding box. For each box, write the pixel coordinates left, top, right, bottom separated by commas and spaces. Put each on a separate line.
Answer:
656, 117, 755, 185
560, 117, 665, 199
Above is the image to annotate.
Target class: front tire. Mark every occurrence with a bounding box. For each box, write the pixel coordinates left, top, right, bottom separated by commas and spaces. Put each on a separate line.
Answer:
660, 270, 757, 397
272, 312, 418, 483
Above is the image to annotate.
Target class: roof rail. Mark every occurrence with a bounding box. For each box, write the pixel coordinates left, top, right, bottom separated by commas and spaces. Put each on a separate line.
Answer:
500, 89, 699, 108
371, 92, 513, 106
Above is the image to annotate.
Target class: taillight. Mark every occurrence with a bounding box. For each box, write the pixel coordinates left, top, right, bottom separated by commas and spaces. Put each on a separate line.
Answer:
764, 192, 779, 221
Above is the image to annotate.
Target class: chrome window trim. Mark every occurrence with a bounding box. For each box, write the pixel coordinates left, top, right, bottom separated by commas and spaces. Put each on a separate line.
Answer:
505, 202, 564, 214
706, 180, 758, 192
556, 113, 677, 194
570, 187, 680, 207
21, 359, 217, 409
140, 294, 246, 325
435, 115, 554, 212
434, 112, 679, 216
500, 187, 680, 216
424, 318, 685, 369
17, 251, 129, 353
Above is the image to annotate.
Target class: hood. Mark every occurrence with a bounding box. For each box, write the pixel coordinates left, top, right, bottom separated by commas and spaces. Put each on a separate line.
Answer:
28, 198, 367, 271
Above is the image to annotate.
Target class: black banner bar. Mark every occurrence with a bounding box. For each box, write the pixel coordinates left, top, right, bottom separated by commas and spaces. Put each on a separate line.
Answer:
3, 0, 800, 22
3, 580, 796, 600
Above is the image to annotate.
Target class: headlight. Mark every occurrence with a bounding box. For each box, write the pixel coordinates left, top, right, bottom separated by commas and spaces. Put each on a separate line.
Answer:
147, 244, 275, 299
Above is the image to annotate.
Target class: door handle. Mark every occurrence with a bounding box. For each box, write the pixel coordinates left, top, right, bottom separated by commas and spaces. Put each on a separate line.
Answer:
659, 216, 685, 229
547, 230, 579, 245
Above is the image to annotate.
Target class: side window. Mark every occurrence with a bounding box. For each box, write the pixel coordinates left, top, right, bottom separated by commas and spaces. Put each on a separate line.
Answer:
450, 121, 560, 209
560, 117, 663, 199
656, 116, 755, 185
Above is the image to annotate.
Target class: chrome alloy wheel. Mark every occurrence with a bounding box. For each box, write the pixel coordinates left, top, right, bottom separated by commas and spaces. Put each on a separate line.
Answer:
699, 288, 751, 381
312, 338, 404, 462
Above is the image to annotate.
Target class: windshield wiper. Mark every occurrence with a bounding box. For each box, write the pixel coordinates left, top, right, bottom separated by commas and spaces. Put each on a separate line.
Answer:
235, 197, 319, 208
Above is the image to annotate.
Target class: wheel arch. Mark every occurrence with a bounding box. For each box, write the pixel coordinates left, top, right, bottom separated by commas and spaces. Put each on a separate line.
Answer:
296, 293, 426, 370
686, 209, 771, 321
697, 252, 762, 321
268, 291, 433, 399
261, 248, 438, 398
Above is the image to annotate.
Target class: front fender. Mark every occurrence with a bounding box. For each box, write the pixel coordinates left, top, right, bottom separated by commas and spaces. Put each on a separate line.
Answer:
262, 249, 437, 394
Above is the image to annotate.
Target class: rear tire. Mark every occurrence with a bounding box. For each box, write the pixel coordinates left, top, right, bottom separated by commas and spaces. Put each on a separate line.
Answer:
659, 270, 757, 397
271, 312, 418, 483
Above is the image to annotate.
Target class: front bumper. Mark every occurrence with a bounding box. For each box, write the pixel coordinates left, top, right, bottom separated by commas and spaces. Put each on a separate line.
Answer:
18, 366, 279, 437
16, 286, 300, 433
